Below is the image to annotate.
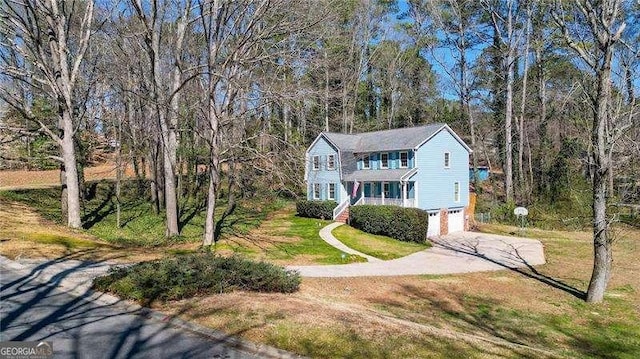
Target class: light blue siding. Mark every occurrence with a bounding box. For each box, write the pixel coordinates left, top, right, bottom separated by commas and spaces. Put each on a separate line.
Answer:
414, 129, 469, 210
306, 136, 344, 202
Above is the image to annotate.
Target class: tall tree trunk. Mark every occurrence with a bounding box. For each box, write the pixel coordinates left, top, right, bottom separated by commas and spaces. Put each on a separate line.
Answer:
518, 8, 531, 203
61, 121, 82, 228
503, 6, 515, 203
324, 49, 330, 132
586, 51, 613, 303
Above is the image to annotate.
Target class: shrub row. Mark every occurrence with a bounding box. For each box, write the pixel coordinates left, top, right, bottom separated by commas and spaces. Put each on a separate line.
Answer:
93, 254, 300, 304
296, 200, 336, 219
349, 205, 428, 243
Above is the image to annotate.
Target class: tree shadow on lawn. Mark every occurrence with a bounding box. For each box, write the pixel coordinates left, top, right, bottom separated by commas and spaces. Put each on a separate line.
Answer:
389, 282, 639, 359
429, 237, 586, 300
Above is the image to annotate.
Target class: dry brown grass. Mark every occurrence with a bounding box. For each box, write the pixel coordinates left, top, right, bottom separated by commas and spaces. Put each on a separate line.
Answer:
153, 222, 640, 358
1, 197, 638, 358
0, 163, 136, 190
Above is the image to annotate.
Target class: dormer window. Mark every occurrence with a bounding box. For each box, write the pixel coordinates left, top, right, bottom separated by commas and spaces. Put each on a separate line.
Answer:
444, 152, 450, 168
363, 155, 370, 169
381, 153, 389, 169
313, 155, 320, 170
327, 155, 335, 170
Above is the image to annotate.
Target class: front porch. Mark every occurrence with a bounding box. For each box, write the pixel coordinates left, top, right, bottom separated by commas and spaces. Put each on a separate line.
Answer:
347, 181, 416, 208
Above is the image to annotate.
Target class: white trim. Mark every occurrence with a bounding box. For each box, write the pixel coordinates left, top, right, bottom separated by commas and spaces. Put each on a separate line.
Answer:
444, 152, 451, 169
400, 167, 418, 181
454, 181, 460, 202
312, 155, 320, 170
327, 183, 336, 200
362, 154, 370, 169
313, 183, 321, 200
304, 152, 309, 182
327, 154, 336, 170
383, 181, 390, 199
413, 124, 473, 153
399, 151, 408, 168
380, 152, 389, 169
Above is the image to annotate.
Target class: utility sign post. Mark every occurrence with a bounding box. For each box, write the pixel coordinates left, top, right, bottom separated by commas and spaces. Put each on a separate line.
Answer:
514, 207, 528, 232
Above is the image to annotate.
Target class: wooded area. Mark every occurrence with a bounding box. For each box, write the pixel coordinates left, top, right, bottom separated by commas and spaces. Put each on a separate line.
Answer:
1, 0, 639, 302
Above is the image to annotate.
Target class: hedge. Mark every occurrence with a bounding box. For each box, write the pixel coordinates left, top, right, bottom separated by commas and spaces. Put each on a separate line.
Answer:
93, 254, 300, 304
349, 205, 428, 243
296, 200, 336, 219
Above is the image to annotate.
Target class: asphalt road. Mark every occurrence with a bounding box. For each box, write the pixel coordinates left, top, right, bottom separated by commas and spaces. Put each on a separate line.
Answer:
0, 266, 260, 359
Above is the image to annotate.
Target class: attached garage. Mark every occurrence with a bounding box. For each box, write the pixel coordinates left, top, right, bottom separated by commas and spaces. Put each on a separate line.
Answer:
448, 209, 464, 233
427, 211, 441, 238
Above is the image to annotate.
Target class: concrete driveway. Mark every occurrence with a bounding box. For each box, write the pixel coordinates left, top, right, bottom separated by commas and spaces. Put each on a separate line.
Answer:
289, 231, 546, 277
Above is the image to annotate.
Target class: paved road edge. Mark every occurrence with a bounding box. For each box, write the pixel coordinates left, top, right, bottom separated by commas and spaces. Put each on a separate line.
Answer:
0, 255, 304, 359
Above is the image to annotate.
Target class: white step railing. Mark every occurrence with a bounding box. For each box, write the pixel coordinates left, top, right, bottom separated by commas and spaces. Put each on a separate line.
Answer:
332, 199, 350, 220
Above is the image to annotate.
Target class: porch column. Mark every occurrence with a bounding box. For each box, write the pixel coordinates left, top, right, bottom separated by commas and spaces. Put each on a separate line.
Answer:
402, 181, 407, 207
381, 182, 385, 205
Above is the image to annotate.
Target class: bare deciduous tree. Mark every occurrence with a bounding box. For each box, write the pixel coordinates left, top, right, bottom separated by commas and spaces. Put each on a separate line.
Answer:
0, 0, 95, 228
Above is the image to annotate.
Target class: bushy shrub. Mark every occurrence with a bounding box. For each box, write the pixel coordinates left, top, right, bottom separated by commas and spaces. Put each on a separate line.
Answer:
93, 254, 300, 304
296, 200, 336, 219
349, 205, 428, 243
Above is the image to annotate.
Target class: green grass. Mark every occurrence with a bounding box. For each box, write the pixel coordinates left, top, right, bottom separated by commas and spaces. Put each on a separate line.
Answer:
264, 215, 366, 264
20, 232, 106, 249
0, 180, 285, 247
332, 224, 430, 260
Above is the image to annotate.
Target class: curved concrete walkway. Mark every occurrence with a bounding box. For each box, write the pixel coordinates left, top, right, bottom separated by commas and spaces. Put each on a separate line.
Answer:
319, 222, 381, 262
289, 224, 546, 277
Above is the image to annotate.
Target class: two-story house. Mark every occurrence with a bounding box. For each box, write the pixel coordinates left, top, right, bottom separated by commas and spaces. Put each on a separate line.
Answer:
304, 123, 471, 237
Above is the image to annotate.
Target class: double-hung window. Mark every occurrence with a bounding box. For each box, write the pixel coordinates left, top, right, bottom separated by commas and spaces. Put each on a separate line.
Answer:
327, 183, 336, 200
380, 153, 389, 169
444, 152, 451, 168
383, 182, 390, 198
399, 151, 408, 168
313, 183, 321, 199
362, 155, 370, 169
454, 182, 460, 202
313, 156, 320, 170
327, 155, 335, 170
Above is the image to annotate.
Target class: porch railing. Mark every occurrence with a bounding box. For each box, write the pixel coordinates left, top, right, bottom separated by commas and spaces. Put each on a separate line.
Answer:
333, 199, 350, 220
358, 197, 415, 208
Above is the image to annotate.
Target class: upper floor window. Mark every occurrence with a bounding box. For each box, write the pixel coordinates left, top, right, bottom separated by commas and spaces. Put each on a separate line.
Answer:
454, 181, 460, 202
381, 153, 389, 169
313, 155, 320, 170
327, 155, 335, 170
313, 183, 321, 199
399, 151, 408, 168
363, 155, 370, 169
444, 152, 451, 168
328, 183, 336, 200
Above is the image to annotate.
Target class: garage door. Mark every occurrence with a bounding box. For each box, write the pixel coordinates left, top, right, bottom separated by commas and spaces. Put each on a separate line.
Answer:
427, 211, 440, 238
448, 209, 464, 233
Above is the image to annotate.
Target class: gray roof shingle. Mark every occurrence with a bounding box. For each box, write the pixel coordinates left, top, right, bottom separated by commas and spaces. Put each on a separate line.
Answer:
323, 123, 445, 153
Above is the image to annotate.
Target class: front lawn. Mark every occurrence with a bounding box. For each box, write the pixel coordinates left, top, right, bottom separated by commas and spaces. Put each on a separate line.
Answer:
331, 224, 430, 260
256, 214, 366, 264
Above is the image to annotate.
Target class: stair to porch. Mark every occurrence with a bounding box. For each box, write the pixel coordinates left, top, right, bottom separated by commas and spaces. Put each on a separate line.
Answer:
335, 206, 350, 223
